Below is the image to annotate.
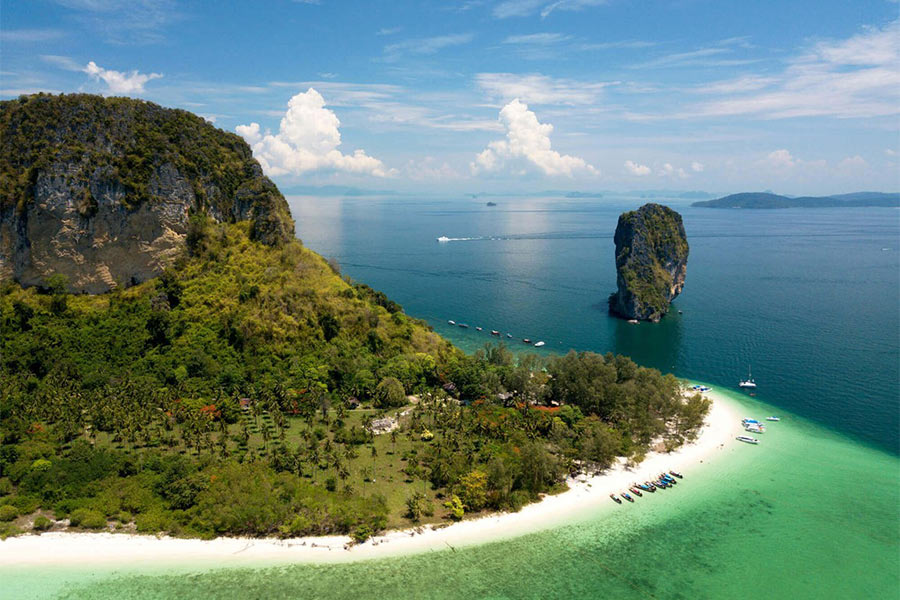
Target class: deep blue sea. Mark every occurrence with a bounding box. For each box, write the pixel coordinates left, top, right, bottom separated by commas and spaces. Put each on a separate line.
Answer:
289, 195, 900, 454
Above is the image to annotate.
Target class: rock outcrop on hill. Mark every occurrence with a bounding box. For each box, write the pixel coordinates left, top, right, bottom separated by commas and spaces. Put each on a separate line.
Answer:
608, 203, 688, 322
0, 93, 294, 293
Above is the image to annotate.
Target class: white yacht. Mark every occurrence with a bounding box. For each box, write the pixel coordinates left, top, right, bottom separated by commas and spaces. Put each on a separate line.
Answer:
437, 236, 450, 243
736, 435, 759, 445
739, 365, 757, 388
534, 341, 545, 347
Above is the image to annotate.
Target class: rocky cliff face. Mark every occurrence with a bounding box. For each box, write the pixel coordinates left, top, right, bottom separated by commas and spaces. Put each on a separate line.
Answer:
0, 94, 294, 293
608, 203, 688, 322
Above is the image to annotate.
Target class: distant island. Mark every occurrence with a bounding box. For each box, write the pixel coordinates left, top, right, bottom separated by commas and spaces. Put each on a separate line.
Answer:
693, 191, 900, 209
486, 201, 497, 206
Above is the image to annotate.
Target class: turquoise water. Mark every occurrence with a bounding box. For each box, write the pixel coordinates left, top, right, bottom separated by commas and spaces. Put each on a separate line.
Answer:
4, 196, 898, 598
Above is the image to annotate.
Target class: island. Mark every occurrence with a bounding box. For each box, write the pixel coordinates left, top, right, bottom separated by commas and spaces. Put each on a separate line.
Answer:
0, 94, 710, 546
608, 203, 689, 322
693, 191, 900, 209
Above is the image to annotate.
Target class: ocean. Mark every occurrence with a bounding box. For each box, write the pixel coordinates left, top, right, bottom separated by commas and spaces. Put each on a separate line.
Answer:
4, 195, 898, 598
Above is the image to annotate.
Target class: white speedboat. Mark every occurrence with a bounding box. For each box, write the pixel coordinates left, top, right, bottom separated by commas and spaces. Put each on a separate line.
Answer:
744, 423, 765, 433
534, 341, 545, 347
437, 236, 450, 243
736, 435, 759, 445
448, 320, 456, 325
766, 416, 781, 422
739, 365, 757, 388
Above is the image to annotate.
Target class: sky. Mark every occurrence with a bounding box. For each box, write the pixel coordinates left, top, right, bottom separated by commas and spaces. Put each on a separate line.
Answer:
1, 0, 899, 195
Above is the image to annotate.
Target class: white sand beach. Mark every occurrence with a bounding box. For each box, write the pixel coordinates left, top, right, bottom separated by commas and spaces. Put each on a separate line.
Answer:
0, 389, 743, 568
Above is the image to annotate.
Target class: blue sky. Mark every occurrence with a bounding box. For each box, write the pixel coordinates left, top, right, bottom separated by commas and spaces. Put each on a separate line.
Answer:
2, 0, 898, 194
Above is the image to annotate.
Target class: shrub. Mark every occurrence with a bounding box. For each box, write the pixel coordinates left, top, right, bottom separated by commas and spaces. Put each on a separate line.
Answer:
32, 515, 52, 531
351, 524, 373, 543
0, 505, 17, 521
0, 478, 12, 496
69, 508, 106, 529
443, 495, 464, 521
135, 510, 172, 534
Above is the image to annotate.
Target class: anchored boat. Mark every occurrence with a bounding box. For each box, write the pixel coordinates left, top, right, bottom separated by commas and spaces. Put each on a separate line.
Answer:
739, 365, 757, 388
736, 435, 759, 445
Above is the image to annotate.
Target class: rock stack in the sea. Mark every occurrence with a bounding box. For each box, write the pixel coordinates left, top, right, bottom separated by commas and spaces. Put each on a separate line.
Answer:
0, 93, 294, 294
608, 203, 688, 322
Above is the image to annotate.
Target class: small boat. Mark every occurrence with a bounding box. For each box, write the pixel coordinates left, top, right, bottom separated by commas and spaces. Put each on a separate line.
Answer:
629, 487, 643, 497
448, 320, 456, 325
644, 482, 657, 491
669, 471, 683, 479
622, 492, 634, 503
661, 474, 677, 485
437, 236, 450, 243
678, 310, 683, 314
475, 326, 483, 331
739, 365, 757, 388
654, 480, 668, 489
742, 418, 760, 424
610, 494, 622, 504
506, 333, 512, 338
627, 319, 639, 324
534, 341, 545, 347
736, 435, 759, 445
458, 323, 469, 328
744, 423, 765, 433
766, 416, 780, 422
523, 338, 531, 344
490, 330, 500, 336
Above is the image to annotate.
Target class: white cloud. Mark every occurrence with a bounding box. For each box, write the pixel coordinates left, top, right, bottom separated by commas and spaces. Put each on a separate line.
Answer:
885, 148, 897, 156
0, 28, 64, 43
762, 149, 796, 169
83, 61, 162, 94
382, 33, 473, 62
691, 161, 705, 172
837, 155, 867, 172
493, 0, 607, 19
658, 163, 688, 178
692, 20, 900, 119
236, 88, 392, 178
502, 32, 571, 45
624, 160, 651, 176
476, 72, 613, 105
51, 0, 180, 45
471, 99, 597, 177
757, 149, 828, 176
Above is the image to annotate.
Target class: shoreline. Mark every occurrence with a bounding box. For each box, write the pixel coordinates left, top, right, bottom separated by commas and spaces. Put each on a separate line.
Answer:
0, 389, 743, 568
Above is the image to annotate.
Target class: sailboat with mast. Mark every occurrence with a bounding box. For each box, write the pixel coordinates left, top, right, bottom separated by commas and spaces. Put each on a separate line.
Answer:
739, 365, 757, 389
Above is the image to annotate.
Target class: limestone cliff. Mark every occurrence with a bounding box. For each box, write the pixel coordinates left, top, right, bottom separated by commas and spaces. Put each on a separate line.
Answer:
0, 93, 294, 293
608, 203, 688, 322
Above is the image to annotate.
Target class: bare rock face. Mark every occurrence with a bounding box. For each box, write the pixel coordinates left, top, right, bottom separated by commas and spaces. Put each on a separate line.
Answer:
0, 94, 294, 293
608, 203, 689, 322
